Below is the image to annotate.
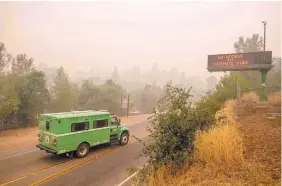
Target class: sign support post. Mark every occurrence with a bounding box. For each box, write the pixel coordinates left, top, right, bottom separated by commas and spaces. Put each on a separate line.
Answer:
236, 82, 241, 100
260, 21, 268, 102
260, 70, 268, 101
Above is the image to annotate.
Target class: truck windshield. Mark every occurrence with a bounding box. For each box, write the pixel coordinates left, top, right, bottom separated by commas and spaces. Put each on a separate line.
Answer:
111, 116, 118, 125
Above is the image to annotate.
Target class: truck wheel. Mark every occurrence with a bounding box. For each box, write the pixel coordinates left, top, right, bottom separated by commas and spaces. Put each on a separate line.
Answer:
119, 132, 129, 146
76, 143, 89, 158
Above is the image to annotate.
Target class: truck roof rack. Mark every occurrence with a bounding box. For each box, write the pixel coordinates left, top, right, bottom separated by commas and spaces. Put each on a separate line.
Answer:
99, 110, 108, 112
99, 110, 116, 115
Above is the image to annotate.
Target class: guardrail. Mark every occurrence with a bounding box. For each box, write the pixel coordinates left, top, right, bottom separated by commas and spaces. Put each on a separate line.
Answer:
236, 82, 281, 101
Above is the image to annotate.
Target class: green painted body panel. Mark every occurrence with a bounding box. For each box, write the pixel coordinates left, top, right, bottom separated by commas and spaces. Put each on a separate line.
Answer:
118, 124, 130, 138
37, 110, 129, 154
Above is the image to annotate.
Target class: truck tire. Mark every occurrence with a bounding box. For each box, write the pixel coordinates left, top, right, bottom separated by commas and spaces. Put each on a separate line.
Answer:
76, 143, 89, 158
119, 132, 129, 146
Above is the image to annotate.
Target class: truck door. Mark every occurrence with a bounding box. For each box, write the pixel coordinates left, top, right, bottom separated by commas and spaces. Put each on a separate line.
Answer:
92, 119, 111, 145
110, 116, 120, 136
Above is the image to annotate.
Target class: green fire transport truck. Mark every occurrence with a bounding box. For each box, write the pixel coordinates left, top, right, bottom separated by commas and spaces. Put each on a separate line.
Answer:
36, 110, 130, 158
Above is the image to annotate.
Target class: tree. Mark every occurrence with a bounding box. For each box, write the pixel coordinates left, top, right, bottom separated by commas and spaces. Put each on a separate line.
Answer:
267, 57, 281, 87
139, 84, 158, 114
149, 63, 160, 82
76, 80, 99, 110
111, 66, 120, 83
95, 80, 124, 114
11, 54, 34, 76
0, 42, 13, 73
233, 34, 264, 88
50, 67, 74, 112
76, 79, 125, 114
0, 75, 20, 129
3, 51, 47, 126
71, 83, 80, 110
234, 34, 264, 53
18, 71, 50, 125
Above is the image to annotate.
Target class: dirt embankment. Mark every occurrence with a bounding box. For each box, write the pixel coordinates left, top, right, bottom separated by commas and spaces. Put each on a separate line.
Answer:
0, 114, 152, 150
235, 102, 281, 185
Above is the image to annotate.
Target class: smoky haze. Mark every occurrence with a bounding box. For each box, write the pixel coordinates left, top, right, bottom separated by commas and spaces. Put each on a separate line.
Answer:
0, 1, 281, 89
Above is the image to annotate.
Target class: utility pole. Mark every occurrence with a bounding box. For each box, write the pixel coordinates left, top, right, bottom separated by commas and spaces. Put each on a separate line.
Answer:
127, 94, 130, 118
120, 93, 123, 116
260, 21, 268, 101
262, 21, 266, 51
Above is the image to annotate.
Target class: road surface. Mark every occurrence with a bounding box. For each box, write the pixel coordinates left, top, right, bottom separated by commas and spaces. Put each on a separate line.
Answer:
0, 120, 151, 186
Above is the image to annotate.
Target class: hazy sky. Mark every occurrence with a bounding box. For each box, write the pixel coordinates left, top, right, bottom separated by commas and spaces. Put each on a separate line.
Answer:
0, 1, 281, 79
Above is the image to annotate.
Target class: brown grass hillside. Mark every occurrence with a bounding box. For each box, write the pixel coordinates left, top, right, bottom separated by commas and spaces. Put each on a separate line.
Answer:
142, 92, 281, 186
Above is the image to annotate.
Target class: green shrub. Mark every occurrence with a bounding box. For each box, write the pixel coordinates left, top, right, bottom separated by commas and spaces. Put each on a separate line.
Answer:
143, 85, 197, 167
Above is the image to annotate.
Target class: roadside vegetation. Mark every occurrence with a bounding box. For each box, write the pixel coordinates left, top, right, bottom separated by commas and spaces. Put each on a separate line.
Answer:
132, 92, 280, 186
130, 33, 281, 186
0, 42, 164, 130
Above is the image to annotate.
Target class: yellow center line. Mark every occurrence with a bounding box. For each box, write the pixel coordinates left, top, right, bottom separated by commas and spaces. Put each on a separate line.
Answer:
0, 160, 71, 186
28, 146, 122, 186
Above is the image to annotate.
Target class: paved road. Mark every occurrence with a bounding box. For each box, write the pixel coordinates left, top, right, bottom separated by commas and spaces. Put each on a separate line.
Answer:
0, 120, 151, 186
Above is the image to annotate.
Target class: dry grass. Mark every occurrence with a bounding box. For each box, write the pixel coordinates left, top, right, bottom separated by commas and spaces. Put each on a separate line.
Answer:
195, 100, 245, 170
194, 123, 244, 170
145, 165, 176, 186
268, 91, 281, 106
240, 91, 259, 103
240, 91, 281, 106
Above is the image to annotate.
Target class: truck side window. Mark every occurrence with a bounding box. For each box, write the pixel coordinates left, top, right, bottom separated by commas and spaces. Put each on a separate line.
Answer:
71, 122, 89, 132
93, 119, 108, 129
46, 121, 50, 131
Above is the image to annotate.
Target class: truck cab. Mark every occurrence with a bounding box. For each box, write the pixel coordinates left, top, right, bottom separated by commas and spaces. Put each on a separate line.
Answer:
109, 114, 130, 145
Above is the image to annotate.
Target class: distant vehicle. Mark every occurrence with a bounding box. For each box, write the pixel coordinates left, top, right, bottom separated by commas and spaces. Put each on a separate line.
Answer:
36, 110, 130, 158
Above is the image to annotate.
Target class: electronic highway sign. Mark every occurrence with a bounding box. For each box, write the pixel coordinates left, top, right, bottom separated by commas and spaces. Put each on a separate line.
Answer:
207, 51, 272, 72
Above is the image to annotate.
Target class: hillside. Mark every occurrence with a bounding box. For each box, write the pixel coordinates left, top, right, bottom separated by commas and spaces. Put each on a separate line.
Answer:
134, 95, 281, 186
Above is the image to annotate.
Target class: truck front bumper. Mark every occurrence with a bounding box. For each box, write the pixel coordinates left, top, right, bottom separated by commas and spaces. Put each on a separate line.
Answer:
36, 144, 57, 155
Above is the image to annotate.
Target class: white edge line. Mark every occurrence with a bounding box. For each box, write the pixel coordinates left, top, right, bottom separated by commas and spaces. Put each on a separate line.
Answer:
116, 163, 148, 186
0, 149, 39, 161
116, 171, 139, 186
